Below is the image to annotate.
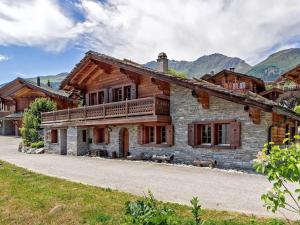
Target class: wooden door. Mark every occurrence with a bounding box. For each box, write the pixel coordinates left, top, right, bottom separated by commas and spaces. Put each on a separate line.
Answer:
123, 128, 129, 157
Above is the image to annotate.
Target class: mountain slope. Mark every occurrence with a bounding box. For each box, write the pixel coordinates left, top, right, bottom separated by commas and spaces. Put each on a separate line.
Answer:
145, 53, 252, 78
28, 72, 68, 90
246, 48, 300, 81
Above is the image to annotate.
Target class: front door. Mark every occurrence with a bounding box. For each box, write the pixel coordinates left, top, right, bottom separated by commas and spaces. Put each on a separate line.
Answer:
120, 128, 129, 157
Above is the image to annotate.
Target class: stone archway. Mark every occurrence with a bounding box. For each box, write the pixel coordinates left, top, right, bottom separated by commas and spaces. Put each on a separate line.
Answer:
119, 128, 129, 158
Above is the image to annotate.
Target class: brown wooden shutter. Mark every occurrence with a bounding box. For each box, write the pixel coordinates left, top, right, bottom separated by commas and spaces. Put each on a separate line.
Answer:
137, 125, 144, 145
230, 121, 241, 149
104, 127, 110, 144
108, 88, 113, 102
166, 125, 174, 146
51, 130, 58, 143
188, 123, 196, 146
156, 126, 162, 144
131, 83, 137, 99
93, 127, 98, 143
144, 127, 150, 144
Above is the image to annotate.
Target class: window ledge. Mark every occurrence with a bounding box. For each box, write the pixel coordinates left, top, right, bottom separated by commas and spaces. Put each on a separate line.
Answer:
194, 144, 233, 150
142, 143, 172, 148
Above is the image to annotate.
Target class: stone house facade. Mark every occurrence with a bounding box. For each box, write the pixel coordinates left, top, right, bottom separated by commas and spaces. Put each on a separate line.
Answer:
42, 51, 300, 170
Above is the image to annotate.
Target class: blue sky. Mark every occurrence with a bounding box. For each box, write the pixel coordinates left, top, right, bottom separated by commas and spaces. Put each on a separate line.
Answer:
0, 0, 300, 84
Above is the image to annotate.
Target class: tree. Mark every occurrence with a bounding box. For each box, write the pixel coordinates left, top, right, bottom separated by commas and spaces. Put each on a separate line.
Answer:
20, 98, 57, 145
294, 105, 300, 115
253, 138, 300, 220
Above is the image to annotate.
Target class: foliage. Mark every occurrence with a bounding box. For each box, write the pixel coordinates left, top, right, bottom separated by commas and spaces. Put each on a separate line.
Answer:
253, 136, 300, 220
20, 98, 56, 144
168, 68, 188, 79
191, 197, 203, 225
124, 191, 181, 225
30, 141, 44, 149
294, 105, 300, 115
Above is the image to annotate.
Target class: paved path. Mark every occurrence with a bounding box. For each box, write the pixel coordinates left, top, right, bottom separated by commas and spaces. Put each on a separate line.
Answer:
0, 136, 294, 219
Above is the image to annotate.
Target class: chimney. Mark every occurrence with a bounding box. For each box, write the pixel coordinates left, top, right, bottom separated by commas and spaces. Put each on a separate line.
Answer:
157, 52, 168, 73
47, 80, 51, 87
210, 71, 214, 75
37, 77, 41, 86
229, 67, 235, 72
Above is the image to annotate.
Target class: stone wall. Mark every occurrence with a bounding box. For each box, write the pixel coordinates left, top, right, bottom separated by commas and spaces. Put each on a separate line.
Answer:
0, 120, 15, 136
44, 84, 273, 170
44, 128, 60, 154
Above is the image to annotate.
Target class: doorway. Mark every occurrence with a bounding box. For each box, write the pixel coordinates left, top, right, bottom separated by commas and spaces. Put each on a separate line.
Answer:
119, 128, 129, 157
60, 129, 67, 155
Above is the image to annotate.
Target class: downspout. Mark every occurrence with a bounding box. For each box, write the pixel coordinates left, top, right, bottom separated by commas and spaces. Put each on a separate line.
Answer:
267, 125, 274, 154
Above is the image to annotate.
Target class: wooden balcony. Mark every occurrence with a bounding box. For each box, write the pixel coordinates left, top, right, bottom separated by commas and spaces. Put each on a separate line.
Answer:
41, 97, 170, 125
0, 111, 13, 118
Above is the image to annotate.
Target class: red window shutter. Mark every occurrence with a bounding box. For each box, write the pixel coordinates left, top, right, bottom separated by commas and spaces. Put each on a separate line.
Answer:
104, 127, 110, 144
166, 125, 174, 146
230, 121, 241, 149
137, 125, 144, 145
188, 123, 196, 146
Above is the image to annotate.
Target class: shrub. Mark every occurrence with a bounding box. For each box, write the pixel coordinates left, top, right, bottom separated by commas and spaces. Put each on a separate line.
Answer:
21, 98, 56, 145
168, 69, 188, 79
30, 141, 44, 149
253, 136, 300, 220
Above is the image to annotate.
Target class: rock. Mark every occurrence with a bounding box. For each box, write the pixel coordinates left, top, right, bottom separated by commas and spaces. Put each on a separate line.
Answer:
35, 148, 44, 154
48, 204, 66, 215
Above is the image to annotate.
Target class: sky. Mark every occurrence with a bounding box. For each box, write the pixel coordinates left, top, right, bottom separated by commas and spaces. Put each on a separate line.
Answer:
0, 0, 300, 83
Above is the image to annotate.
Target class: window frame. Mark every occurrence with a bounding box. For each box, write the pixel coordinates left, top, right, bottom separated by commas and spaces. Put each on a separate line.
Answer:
51, 129, 58, 144
94, 127, 105, 144
140, 125, 172, 147
192, 120, 239, 149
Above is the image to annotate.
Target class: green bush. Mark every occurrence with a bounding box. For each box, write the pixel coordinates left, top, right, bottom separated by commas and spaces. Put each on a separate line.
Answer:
21, 98, 56, 145
168, 69, 188, 79
253, 136, 300, 220
30, 141, 44, 149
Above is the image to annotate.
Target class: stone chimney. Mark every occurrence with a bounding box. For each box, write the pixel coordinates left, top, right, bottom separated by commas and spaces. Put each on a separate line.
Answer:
229, 67, 235, 72
37, 77, 41, 86
157, 52, 168, 73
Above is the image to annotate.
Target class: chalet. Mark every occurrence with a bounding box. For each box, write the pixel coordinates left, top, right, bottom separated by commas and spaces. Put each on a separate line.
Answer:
0, 77, 75, 136
41, 51, 300, 170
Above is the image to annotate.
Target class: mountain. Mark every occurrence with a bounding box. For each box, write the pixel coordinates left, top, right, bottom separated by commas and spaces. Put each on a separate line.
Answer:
28, 72, 68, 90
145, 53, 252, 78
246, 48, 300, 81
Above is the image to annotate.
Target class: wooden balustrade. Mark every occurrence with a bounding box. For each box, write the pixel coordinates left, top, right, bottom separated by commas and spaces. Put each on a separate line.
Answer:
41, 97, 170, 123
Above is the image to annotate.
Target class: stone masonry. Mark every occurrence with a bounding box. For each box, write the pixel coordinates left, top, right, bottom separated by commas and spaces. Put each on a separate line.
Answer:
46, 84, 273, 170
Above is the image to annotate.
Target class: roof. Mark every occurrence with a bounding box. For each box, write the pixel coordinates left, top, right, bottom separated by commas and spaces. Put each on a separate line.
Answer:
259, 87, 284, 96
61, 51, 300, 121
0, 77, 71, 100
207, 69, 265, 86
275, 65, 300, 83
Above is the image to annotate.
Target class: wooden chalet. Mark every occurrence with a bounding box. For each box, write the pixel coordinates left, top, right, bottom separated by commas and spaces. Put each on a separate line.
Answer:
201, 70, 266, 93
0, 77, 75, 136
42, 51, 300, 170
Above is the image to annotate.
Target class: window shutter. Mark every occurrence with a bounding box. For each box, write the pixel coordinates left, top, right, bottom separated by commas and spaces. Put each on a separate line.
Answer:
230, 121, 241, 149
137, 125, 144, 145
156, 126, 162, 144
131, 83, 137, 99
45, 129, 51, 142
93, 127, 98, 143
108, 88, 113, 102
188, 123, 196, 146
104, 127, 110, 144
166, 125, 174, 146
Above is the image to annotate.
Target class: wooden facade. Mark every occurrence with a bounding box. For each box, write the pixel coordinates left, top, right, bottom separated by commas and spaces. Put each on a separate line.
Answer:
0, 78, 75, 136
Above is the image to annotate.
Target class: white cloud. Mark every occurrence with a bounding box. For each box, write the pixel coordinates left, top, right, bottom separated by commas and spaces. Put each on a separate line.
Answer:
77, 0, 300, 64
1, 0, 300, 64
0, 54, 8, 62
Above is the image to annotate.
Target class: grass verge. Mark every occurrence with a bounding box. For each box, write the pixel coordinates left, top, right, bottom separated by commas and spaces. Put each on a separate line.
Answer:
0, 160, 288, 225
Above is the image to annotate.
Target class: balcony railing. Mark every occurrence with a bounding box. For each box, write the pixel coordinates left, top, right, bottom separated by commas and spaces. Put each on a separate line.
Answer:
41, 97, 170, 123
0, 111, 12, 118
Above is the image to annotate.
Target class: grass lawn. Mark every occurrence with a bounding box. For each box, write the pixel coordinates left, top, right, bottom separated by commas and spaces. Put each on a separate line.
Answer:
0, 160, 290, 225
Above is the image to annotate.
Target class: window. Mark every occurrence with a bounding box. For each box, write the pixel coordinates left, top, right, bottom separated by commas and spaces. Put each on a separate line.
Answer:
98, 91, 105, 104
217, 124, 230, 145
94, 128, 105, 144
149, 126, 155, 143
239, 82, 246, 89
89, 93, 97, 105
82, 130, 87, 143
188, 121, 241, 149
201, 124, 211, 144
51, 129, 58, 144
161, 126, 166, 143
124, 86, 132, 100
113, 88, 123, 102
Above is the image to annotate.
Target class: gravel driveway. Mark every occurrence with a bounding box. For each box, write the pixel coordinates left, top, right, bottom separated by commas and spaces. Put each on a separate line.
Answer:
0, 136, 294, 220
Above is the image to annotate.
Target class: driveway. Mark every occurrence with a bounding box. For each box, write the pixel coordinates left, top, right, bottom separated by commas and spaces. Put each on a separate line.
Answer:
0, 136, 294, 219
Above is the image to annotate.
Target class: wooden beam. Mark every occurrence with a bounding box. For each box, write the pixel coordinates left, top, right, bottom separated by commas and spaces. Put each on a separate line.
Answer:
195, 88, 209, 109
75, 63, 99, 85
119, 68, 140, 84
249, 107, 261, 124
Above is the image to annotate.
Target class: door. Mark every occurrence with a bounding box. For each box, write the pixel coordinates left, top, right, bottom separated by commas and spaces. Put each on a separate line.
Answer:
123, 128, 129, 157
60, 129, 67, 155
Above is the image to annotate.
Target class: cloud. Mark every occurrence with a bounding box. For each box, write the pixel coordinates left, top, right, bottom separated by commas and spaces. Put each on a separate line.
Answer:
0, 54, 8, 62
77, 0, 300, 64
1, 0, 300, 64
